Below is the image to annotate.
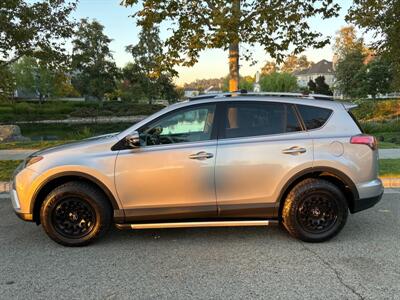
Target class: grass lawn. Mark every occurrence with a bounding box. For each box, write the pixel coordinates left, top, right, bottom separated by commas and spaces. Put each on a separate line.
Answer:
379, 159, 400, 177
0, 160, 22, 181
0, 123, 132, 150
0, 101, 164, 123
373, 131, 400, 149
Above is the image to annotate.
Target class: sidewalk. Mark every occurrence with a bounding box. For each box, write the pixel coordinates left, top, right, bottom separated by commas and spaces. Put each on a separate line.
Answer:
379, 149, 400, 159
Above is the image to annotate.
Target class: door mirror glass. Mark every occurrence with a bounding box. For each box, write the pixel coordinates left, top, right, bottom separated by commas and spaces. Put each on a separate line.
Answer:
124, 132, 140, 148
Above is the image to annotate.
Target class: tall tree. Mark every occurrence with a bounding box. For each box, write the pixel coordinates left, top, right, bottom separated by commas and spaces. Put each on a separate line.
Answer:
0, 0, 77, 67
122, 0, 340, 91
359, 57, 392, 99
346, 0, 400, 89
126, 25, 178, 103
333, 26, 362, 59
0, 66, 15, 103
12, 56, 74, 103
281, 55, 313, 73
71, 19, 118, 101
261, 61, 278, 75
259, 72, 298, 92
335, 47, 366, 98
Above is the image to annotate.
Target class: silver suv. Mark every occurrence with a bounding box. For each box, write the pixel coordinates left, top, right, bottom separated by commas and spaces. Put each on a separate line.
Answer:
10, 93, 383, 246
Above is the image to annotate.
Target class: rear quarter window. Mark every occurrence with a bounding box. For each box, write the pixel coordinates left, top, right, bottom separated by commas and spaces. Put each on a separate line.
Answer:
297, 105, 332, 130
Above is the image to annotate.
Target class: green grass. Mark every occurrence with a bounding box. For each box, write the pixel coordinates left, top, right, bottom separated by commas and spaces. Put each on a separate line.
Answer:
0, 123, 133, 150
0, 160, 22, 181
379, 159, 400, 177
0, 101, 164, 123
18, 123, 131, 140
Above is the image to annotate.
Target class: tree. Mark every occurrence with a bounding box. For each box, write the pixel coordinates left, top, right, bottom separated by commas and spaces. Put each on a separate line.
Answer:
261, 61, 278, 75
125, 25, 178, 103
314, 76, 332, 95
122, 0, 340, 91
347, 0, 400, 89
222, 75, 255, 92
0, 0, 77, 67
12, 56, 75, 103
71, 19, 119, 101
333, 26, 362, 59
0, 66, 15, 103
259, 72, 298, 92
119, 63, 148, 102
359, 57, 392, 99
308, 79, 317, 92
334, 47, 366, 98
281, 55, 313, 73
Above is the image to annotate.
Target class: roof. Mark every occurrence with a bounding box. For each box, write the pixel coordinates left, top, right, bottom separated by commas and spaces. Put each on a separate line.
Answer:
189, 91, 334, 101
294, 59, 333, 76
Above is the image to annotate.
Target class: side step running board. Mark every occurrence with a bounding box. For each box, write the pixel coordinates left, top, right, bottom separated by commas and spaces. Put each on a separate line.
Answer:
115, 220, 279, 230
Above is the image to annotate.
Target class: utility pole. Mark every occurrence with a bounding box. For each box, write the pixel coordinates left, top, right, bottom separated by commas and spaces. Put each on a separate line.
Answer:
229, 0, 240, 92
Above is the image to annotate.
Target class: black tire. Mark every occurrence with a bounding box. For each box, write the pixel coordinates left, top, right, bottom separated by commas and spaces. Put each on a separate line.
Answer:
282, 178, 348, 243
40, 181, 112, 247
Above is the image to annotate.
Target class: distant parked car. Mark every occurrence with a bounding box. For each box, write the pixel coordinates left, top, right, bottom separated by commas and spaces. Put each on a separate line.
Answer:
10, 92, 383, 246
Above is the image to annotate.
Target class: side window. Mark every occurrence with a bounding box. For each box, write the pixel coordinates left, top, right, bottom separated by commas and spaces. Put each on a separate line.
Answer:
297, 105, 332, 130
223, 102, 302, 139
139, 104, 216, 146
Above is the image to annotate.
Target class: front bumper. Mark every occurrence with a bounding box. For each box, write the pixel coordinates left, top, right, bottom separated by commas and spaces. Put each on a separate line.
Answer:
10, 186, 33, 221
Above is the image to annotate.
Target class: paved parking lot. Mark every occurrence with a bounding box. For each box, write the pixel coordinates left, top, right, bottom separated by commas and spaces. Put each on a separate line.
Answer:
0, 192, 399, 300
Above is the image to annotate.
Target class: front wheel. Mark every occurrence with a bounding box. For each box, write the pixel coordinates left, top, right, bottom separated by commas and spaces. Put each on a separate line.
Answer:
40, 181, 112, 247
282, 178, 348, 243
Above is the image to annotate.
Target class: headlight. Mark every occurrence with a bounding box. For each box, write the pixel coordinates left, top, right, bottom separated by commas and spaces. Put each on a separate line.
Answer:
25, 156, 43, 168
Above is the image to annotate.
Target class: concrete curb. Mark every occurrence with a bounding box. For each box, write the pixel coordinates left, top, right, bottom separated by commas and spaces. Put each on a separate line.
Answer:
0, 182, 10, 193
380, 177, 400, 188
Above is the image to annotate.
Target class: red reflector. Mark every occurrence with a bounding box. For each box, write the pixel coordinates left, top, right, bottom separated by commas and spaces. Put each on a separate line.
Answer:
350, 135, 377, 150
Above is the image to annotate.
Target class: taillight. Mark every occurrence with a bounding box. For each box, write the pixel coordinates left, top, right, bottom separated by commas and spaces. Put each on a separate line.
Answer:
350, 135, 377, 150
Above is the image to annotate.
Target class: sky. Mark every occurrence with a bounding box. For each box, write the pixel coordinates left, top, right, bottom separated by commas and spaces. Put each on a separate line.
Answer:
73, 0, 356, 85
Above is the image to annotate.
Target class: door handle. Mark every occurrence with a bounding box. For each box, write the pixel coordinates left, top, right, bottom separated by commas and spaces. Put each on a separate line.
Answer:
282, 146, 307, 155
189, 151, 214, 160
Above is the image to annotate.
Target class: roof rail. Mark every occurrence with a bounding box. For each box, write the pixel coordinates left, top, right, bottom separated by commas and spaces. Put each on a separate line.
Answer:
189, 90, 334, 101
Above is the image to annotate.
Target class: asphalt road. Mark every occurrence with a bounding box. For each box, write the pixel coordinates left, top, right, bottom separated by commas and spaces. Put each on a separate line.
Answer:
0, 192, 399, 300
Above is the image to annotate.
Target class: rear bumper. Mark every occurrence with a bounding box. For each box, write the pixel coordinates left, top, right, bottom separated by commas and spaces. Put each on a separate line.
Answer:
352, 192, 383, 213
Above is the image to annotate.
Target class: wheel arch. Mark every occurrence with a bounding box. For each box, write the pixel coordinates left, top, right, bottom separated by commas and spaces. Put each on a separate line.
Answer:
275, 167, 359, 218
31, 172, 121, 224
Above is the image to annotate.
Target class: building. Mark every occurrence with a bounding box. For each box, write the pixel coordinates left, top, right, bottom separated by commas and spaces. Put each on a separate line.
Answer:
293, 59, 335, 88
184, 89, 199, 98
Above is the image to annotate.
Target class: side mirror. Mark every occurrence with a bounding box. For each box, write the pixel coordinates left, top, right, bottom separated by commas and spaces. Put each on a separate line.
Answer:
124, 132, 140, 148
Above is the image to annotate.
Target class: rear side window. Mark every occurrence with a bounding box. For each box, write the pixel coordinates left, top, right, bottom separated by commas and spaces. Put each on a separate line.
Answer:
223, 102, 302, 139
348, 111, 364, 133
297, 105, 332, 130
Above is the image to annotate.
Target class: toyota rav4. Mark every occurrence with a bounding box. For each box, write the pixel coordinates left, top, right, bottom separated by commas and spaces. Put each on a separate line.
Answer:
10, 92, 383, 246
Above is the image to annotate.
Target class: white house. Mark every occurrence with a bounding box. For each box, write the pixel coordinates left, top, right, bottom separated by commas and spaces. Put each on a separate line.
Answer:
294, 59, 335, 88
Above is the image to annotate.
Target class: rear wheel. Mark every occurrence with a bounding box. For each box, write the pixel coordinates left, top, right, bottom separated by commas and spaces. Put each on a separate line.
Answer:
282, 178, 348, 243
40, 181, 112, 247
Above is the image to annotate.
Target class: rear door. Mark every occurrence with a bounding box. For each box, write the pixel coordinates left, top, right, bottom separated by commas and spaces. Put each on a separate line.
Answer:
215, 101, 313, 218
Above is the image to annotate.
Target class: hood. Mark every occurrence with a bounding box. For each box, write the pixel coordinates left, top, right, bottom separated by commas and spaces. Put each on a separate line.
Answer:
30, 132, 119, 157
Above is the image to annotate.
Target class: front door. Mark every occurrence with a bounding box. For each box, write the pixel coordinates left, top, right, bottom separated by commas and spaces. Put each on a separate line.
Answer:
115, 103, 218, 221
